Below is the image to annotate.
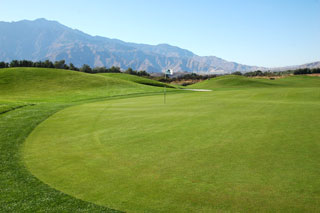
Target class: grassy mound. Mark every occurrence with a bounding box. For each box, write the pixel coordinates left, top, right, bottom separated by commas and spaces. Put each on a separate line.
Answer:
189, 75, 320, 89
0, 67, 180, 211
23, 76, 320, 212
0, 68, 163, 102
97, 73, 175, 88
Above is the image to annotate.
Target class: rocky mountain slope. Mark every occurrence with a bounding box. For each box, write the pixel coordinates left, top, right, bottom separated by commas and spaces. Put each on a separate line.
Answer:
0, 19, 318, 73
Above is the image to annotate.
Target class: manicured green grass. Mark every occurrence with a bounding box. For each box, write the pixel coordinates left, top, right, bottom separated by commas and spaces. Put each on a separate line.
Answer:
189, 74, 320, 90
0, 103, 120, 212
0, 101, 28, 114
0, 68, 166, 102
97, 73, 175, 88
23, 75, 320, 212
0, 67, 182, 212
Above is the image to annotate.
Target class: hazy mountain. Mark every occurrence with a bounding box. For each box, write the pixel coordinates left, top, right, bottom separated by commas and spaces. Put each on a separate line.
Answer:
0, 18, 318, 73
271, 61, 320, 71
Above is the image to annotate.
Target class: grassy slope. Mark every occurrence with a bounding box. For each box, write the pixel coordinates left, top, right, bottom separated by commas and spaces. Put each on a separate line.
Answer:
23, 75, 320, 212
0, 68, 165, 102
0, 67, 180, 212
0, 101, 29, 114
97, 73, 175, 88
189, 74, 320, 89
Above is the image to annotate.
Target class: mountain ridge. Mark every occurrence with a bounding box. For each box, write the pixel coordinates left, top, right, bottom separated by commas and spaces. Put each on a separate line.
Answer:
0, 18, 319, 73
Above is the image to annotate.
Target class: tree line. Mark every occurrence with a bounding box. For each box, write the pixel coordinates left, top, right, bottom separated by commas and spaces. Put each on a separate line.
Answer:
235, 68, 320, 77
1, 59, 319, 78
235, 70, 292, 77
0, 59, 150, 76
291, 68, 320, 75
164, 73, 216, 82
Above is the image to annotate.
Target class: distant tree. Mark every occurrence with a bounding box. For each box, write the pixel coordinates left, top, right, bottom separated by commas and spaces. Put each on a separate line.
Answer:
124, 68, 135, 75
93, 66, 108, 73
294, 68, 311, 75
256, 70, 263, 76
69, 63, 79, 71
10, 60, 19, 67
80, 64, 92, 73
312, 68, 320, 74
54, 60, 66, 69
19, 60, 34, 67
64, 63, 69, 70
0, 61, 9, 68
108, 66, 121, 73
43, 60, 54, 68
137, 70, 150, 76
233, 71, 242, 76
244, 70, 265, 77
33, 61, 43, 68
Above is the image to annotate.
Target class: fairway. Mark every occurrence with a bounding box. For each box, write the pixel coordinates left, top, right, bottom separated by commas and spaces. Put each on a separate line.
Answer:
23, 76, 320, 212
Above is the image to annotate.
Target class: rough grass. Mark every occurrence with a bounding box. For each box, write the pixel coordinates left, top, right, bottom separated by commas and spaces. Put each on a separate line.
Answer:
23, 75, 320, 212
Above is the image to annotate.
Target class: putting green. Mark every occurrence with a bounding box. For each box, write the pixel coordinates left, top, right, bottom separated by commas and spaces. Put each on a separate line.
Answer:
23, 81, 320, 212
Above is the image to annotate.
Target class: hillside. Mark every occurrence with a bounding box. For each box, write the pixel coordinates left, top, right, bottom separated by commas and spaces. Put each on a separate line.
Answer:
189, 75, 320, 89
97, 73, 175, 88
0, 68, 164, 102
1, 19, 318, 74
0, 19, 265, 73
272, 61, 320, 71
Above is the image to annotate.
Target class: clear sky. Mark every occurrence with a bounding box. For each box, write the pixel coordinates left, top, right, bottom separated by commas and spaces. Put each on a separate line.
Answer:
1, 0, 320, 67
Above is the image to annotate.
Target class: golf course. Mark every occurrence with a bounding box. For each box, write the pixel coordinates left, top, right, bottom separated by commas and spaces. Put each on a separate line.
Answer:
1, 67, 320, 212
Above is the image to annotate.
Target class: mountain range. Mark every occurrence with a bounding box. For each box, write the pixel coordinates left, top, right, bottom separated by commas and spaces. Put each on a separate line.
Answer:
0, 18, 319, 73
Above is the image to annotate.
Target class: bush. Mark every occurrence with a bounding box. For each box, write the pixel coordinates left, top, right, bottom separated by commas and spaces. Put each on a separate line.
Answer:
80, 64, 92, 73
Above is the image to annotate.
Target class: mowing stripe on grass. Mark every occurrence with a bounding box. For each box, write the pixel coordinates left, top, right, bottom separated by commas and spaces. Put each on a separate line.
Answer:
23, 84, 320, 212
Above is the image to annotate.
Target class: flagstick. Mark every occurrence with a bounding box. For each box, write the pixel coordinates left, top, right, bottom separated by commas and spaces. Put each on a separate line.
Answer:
164, 73, 166, 104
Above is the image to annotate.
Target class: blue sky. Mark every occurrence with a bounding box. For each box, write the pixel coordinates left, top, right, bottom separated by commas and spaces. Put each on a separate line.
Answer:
1, 0, 320, 67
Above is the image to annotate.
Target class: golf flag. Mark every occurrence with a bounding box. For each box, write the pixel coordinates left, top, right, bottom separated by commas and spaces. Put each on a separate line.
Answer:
163, 69, 172, 104
165, 69, 173, 75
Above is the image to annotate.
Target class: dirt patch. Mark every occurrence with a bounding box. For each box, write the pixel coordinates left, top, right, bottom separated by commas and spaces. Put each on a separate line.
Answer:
251, 75, 291, 79
306, 74, 320, 77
